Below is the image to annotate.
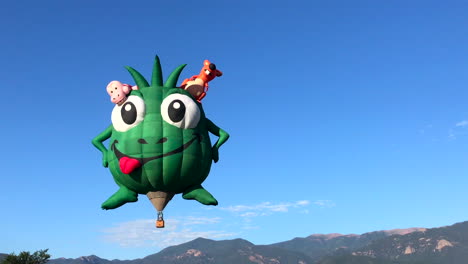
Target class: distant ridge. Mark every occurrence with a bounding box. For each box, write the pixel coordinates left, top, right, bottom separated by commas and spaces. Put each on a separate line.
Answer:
3, 220, 468, 264
347, 221, 468, 263
270, 226, 426, 260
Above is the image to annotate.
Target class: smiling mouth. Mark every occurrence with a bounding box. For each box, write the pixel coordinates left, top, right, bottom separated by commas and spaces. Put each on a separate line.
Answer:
111, 133, 201, 174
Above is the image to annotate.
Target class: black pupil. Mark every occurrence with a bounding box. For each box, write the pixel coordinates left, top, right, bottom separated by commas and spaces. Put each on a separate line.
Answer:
209, 63, 216, 70
168, 100, 186, 123
121, 102, 137, 124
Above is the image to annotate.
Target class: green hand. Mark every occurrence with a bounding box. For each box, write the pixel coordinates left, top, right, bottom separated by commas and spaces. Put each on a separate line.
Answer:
206, 118, 229, 162
92, 125, 112, 167
102, 150, 108, 167
212, 146, 219, 163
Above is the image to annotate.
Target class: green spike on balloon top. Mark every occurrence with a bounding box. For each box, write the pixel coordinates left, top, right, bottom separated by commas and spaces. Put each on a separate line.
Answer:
151, 55, 163, 87
92, 56, 230, 211
165, 64, 186, 88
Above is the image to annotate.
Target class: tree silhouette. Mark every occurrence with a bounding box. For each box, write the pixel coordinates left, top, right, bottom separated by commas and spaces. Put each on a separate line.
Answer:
1, 249, 50, 264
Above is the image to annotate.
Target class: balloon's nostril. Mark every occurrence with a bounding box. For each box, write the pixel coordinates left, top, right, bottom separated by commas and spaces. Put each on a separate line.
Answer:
157, 138, 168, 144
138, 139, 148, 144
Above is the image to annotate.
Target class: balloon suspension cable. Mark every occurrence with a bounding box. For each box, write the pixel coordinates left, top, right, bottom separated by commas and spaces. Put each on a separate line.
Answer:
157, 211, 164, 221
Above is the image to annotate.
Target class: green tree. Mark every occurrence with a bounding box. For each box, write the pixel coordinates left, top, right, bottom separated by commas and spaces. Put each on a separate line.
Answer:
1, 249, 50, 264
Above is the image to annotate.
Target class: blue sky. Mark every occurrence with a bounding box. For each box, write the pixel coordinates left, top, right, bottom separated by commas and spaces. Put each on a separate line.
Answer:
2, 0, 468, 260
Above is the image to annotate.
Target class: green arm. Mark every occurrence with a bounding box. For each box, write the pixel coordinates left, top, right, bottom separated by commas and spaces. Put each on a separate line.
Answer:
206, 118, 230, 163
92, 125, 112, 167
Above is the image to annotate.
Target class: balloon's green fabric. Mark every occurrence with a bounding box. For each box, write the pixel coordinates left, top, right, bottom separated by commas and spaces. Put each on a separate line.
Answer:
92, 56, 229, 210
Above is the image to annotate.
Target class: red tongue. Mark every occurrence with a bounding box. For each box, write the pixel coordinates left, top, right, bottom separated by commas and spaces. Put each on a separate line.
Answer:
119, 157, 142, 174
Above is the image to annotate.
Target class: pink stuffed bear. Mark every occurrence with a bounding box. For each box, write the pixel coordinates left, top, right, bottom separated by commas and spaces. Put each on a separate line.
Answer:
106, 81, 138, 105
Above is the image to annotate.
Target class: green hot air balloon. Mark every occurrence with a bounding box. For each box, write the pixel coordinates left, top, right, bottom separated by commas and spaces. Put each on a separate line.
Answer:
92, 56, 229, 228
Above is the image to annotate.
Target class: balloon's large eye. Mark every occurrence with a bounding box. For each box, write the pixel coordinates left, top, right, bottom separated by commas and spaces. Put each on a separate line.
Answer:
161, 94, 200, 129
111, 95, 145, 132
121, 102, 137, 124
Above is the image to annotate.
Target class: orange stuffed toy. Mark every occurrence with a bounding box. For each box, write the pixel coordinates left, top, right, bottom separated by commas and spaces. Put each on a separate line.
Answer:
180, 60, 223, 102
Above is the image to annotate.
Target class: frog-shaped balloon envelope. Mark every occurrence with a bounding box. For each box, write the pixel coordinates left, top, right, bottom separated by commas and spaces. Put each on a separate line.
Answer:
92, 56, 229, 228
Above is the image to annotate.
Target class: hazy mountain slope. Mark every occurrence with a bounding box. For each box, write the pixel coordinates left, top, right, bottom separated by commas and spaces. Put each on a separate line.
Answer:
351, 221, 468, 264
269, 228, 425, 260
316, 255, 400, 264
48, 255, 134, 264
139, 237, 314, 264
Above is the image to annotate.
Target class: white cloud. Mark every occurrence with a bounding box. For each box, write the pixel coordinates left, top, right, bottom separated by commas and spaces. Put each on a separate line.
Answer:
449, 129, 456, 140
314, 200, 336, 208
184, 216, 222, 225
419, 124, 433, 135
456, 120, 468, 127
449, 120, 468, 139
218, 199, 329, 220
240, 212, 260, 217
220, 200, 310, 216
101, 217, 236, 248
296, 200, 310, 206
241, 225, 260, 230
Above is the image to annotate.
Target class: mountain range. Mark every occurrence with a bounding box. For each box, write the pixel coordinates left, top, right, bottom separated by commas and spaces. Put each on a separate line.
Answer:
3, 221, 468, 264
